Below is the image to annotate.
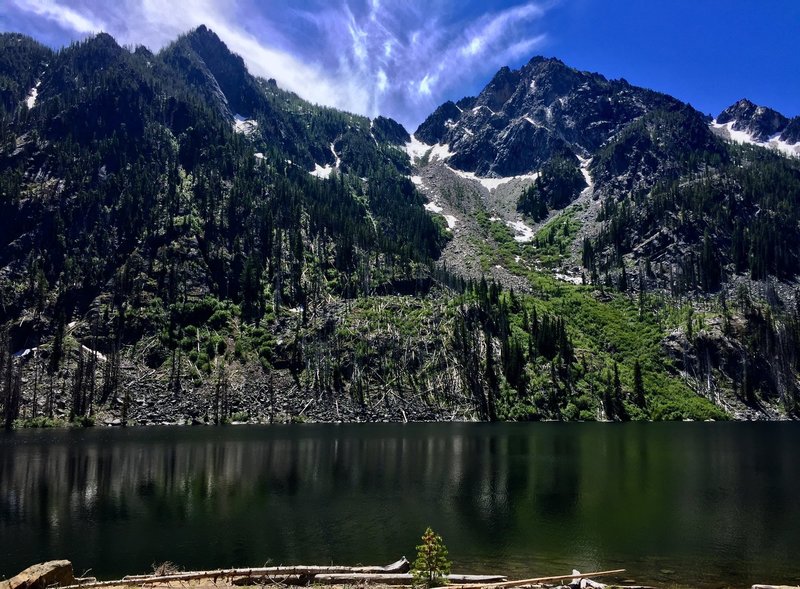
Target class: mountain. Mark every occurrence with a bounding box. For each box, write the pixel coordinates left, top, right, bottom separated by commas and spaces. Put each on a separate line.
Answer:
414, 57, 683, 176
0, 27, 452, 427
408, 58, 800, 421
1, 27, 799, 427
711, 98, 800, 157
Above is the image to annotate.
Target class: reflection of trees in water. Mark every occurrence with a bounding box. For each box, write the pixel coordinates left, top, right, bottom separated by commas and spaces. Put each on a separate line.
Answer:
1, 425, 800, 586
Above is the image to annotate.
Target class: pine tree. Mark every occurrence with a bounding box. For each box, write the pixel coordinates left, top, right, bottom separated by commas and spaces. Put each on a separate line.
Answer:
411, 527, 451, 588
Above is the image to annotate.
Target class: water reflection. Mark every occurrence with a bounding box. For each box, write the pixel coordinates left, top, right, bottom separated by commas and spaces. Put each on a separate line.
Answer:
1, 423, 799, 589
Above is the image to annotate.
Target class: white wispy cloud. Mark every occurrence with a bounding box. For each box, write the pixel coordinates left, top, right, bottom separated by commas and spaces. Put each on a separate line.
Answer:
11, 0, 105, 34
7, 0, 554, 128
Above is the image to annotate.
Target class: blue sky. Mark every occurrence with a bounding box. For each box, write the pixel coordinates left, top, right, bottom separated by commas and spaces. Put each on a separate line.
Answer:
2, 0, 798, 130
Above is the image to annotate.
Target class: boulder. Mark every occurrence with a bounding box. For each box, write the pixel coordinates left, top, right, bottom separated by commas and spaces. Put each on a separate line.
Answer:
1, 561, 74, 589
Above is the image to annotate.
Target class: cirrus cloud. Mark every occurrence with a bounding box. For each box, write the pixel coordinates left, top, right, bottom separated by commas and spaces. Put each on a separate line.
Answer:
3, 0, 554, 129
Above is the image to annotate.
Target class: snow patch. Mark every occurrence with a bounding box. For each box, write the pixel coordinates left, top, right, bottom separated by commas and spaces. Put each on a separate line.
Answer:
428, 142, 453, 161
424, 202, 443, 214
423, 201, 457, 230
445, 119, 457, 129
405, 134, 432, 160
309, 163, 334, 178
25, 81, 40, 109
447, 167, 540, 192
233, 114, 258, 135
254, 152, 265, 160
443, 215, 458, 230
555, 272, 582, 285
472, 105, 496, 116
410, 175, 424, 186
577, 155, 594, 193
330, 143, 342, 168
711, 120, 800, 158
81, 345, 107, 362
405, 135, 455, 162
507, 220, 535, 243
524, 116, 543, 128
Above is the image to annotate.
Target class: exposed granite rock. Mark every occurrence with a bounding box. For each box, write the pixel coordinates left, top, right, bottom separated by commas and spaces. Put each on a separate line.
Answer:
414, 101, 463, 144
780, 116, 800, 144
1, 561, 74, 589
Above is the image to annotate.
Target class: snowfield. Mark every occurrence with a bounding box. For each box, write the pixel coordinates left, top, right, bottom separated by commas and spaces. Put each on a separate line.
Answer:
711, 120, 800, 158
448, 167, 540, 192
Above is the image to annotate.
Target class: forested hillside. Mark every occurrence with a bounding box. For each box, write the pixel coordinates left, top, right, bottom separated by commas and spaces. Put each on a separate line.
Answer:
1, 28, 799, 426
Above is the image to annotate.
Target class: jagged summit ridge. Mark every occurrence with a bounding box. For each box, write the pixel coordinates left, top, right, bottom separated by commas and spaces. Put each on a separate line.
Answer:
711, 98, 800, 157
412, 56, 683, 177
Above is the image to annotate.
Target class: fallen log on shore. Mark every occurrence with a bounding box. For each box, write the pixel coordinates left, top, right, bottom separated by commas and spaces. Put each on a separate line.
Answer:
65, 559, 412, 588
62, 564, 623, 589
113, 557, 410, 584
568, 570, 655, 589
447, 569, 626, 589
310, 573, 508, 585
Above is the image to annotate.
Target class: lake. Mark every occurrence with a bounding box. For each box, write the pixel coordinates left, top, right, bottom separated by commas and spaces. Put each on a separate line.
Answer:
1, 423, 798, 588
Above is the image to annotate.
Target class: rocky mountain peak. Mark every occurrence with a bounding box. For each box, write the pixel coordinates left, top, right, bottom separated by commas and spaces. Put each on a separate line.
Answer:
162, 24, 260, 119
716, 98, 789, 141
414, 56, 682, 177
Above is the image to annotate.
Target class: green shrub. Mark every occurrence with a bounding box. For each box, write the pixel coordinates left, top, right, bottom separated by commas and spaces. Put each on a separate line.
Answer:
14, 416, 67, 428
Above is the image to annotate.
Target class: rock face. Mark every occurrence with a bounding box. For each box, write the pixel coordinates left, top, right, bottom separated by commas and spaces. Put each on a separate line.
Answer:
780, 117, 800, 144
0, 561, 74, 589
414, 56, 682, 176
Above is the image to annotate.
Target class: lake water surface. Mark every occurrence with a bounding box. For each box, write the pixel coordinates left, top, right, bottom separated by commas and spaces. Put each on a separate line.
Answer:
1, 423, 798, 588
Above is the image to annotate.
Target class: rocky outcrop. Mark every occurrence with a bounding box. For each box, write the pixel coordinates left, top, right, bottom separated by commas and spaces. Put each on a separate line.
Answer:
780, 117, 800, 144
414, 101, 463, 144
1, 561, 74, 589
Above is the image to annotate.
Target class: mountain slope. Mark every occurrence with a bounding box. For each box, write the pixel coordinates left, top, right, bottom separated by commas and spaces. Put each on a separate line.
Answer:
410, 58, 800, 420
0, 28, 462, 426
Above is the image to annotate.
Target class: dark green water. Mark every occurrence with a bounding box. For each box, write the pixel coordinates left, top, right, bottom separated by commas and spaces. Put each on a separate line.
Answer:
1, 423, 798, 588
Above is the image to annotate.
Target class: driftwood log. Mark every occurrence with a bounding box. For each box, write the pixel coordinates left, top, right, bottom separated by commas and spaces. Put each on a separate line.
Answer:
568, 570, 654, 589
123, 556, 410, 582
311, 573, 507, 585
64, 564, 623, 589
64, 558, 412, 588
447, 569, 626, 589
